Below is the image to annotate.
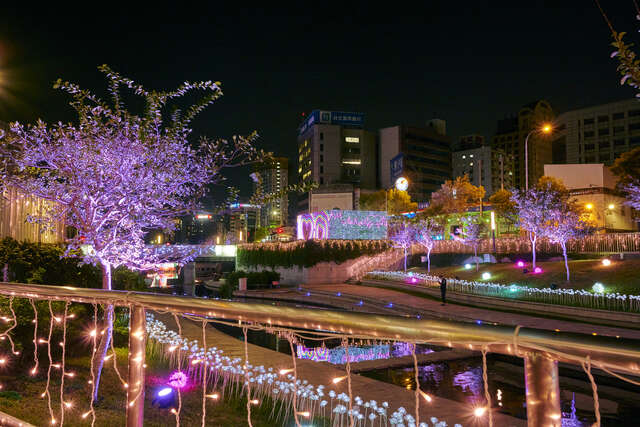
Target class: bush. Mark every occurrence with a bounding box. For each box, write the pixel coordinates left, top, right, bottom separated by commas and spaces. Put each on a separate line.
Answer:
237, 239, 390, 269
225, 270, 281, 289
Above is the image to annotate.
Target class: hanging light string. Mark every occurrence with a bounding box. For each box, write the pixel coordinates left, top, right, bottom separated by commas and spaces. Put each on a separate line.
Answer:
171, 313, 183, 426
342, 337, 355, 427
108, 309, 127, 388
481, 347, 493, 427
582, 356, 601, 427
29, 298, 39, 376
201, 319, 207, 427
44, 300, 56, 425
59, 301, 70, 426
242, 325, 253, 427
286, 333, 301, 427
0, 296, 19, 355
412, 342, 421, 427
84, 303, 98, 426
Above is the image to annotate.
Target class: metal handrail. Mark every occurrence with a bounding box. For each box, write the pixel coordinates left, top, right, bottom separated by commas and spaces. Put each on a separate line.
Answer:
1, 282, 639, 376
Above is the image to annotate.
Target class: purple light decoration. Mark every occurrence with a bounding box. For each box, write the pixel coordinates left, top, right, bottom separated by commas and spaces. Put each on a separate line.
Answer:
168, 371, 188, 389
534, 267, 543, 274
157, 387, 173, 397
516, 261, 525, 268
410, 277, 418, 284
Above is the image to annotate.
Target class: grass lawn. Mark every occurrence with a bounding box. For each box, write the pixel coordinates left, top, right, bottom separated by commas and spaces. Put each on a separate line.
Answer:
410, 257, 640, 295
0, 347, 293, 426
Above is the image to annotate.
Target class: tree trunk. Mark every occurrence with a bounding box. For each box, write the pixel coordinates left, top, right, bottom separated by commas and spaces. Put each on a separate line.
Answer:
562, 243, 570, 282
427, 247, 431, 273
93, 260, 114, 401
474, 245, 479, 271
530, 232, 537, 269
403, 247, 407, 272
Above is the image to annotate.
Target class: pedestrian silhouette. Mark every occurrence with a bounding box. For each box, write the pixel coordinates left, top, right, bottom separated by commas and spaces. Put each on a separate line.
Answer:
439, 277, 447, 305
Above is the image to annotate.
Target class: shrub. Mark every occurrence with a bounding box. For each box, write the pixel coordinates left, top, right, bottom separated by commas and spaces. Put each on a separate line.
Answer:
237, 239, 391, 269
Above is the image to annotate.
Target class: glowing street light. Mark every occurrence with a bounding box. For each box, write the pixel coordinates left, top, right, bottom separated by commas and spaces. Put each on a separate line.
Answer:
395, 177, 409, 191
585, 203, 593, 210
525, 122, 553, 190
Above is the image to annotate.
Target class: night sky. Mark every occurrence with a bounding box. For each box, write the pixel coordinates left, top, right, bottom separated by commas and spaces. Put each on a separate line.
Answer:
1, 2, 638, 200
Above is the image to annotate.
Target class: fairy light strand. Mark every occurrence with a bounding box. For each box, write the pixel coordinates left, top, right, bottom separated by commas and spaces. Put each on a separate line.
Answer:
482, 347, 493, 427
343, 337, 355, 427
582, 356, 601, 427
242, 325, 253, 427
88, 303, 98, 427
412, 342, 421, 427
0, 296, 19, 355
59, 301, 70, 426
171, 313, 183, 426
29, 299, 39, 376
201, 319, 207, 427
45, 300, 55, 425
286, 334, 301, 427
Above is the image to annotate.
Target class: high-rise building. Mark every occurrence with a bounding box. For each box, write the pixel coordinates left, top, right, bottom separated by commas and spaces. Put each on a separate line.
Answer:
379, 123, 452, 202
297, 110, 376, 213
252, 157, 288, 227
491, 100, 555, 189
227, 203, 260, 243
452, 144, 493, 197
553, 99, 640, 165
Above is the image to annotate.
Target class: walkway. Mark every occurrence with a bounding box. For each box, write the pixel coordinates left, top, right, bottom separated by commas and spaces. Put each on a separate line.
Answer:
154, 312, 524, 426
301, 284, 640, 339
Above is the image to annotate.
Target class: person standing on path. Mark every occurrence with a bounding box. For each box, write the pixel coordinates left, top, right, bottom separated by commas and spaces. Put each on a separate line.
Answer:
439, 276, 447, 305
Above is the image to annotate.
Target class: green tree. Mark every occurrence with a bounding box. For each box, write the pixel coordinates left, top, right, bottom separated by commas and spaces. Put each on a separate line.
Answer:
430, 175, 485, 214
359, 189, 417, 215
253, 226, 271, 242
488, 189, 517, 225
611, 147, 640, 184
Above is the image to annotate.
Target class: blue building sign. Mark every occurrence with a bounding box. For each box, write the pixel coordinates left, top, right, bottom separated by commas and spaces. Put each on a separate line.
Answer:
390, 153, 404, 184
298, 110, 365, 135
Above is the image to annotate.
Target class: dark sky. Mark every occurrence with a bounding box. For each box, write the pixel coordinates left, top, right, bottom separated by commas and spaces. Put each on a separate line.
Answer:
0, 1, 638, 199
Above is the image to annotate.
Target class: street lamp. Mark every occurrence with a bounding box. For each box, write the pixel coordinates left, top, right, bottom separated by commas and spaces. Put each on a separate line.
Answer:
387, 177, 409, 213
524, 123, 553, 190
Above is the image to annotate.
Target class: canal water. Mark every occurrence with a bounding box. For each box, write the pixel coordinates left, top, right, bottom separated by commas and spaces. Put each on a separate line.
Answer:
218, 300, 640, 426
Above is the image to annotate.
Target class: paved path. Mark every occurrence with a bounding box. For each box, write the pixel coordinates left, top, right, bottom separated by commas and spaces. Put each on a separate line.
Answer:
301, 284, 640, 340
154, 312, 524, 426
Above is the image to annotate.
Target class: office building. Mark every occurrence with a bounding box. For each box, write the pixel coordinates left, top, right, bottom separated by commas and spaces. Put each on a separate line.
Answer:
380, 123, 452, 202
553, 99, 640, 165
491, 100, 555, 189
227, 203, 260, 243
544, 164, 637, 231
452, 144, 493, 197
252, 157, 288, 227
297, 110, 376, 213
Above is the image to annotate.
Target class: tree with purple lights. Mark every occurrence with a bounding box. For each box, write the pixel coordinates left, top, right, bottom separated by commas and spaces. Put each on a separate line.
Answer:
624, 181, 640, 211
388, 219, 414, 272
511, 184, 561, 270
460, 215, 487, 271
413, 217, 442, 273
0, 65, 265, 399
546, 204, 594, 282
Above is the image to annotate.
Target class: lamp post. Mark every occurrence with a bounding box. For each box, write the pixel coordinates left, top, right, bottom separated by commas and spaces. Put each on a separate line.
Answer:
524, 123, 553, 190
387, 177, 409, 213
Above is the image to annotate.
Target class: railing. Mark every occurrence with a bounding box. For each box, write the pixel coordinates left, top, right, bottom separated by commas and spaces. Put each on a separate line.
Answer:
431, 232, 640, 254
0, 282, 639, 426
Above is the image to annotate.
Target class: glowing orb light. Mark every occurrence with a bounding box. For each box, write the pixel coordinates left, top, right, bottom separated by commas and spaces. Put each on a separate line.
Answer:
593, 282, 605, 293
395, 177, 409, 191
516, 261, 525, 268
168, 371, 188, 389
410, 277, 418, 284
474, 407, 487, 417
602, 259, 611, 266
464, 263, 472, 270
157, 387, 173, 397
481, 272, 491, 280
533, 267, 542, 274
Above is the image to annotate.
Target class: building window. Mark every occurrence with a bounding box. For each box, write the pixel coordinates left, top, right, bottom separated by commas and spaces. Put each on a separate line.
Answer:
630, 122, 640, 131
345, 137, 359, 143
613, 112, 625, 120
614, 138, 626, 146
320, 155, 324, 162
320, 144, 324, 152
598, 128, 610, 136
597, 115, 609, 123
320, 177, 324, 185
584, 118, 595, 125
320, 132, 324, 140
613, 126, 625, 135
584, 130, 595, 138
598, 140, 610, 150
629, 109, 640, 117
584, 143, 595, 151
320, 166, 323, 173
631, 136, 640, 146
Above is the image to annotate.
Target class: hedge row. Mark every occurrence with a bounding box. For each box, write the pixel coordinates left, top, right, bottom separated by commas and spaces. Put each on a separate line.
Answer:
237, 239, 391, 269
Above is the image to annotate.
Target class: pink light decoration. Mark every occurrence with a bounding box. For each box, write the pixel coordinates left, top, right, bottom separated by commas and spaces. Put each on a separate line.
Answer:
533, 267, 542, 274
410, 277, 418, 284
516, 261, 525, 268
168, 371, 188, 389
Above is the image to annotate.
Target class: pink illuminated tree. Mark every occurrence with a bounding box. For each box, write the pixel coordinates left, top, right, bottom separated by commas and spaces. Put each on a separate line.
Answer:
0, 65, 265, 399
624, 181, 640, 211
413, 218, 442, 273
546, 205, 594, 282
511, 184, 561, 269
388, 219, 414, 272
